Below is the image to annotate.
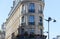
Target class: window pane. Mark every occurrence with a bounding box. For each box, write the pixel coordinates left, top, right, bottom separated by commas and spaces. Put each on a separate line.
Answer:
21, 5, 26, 13
29, 16, 34, 22
28, 3, 35, 13
28, 16, 35, 25
30, 29, 35, 34
21, 16, 24, 23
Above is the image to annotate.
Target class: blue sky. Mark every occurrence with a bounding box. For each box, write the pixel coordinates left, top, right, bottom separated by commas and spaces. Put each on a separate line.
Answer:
44, 0, 60, 39
0, 0, 60, 39
0, 0, 13, 29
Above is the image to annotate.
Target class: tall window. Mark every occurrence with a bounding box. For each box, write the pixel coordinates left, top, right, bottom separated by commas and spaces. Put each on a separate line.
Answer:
39, 17, 43, 26
30, 29, 35, 34
28, 3, 35, 13
28, 15, 35, 25
38, 5, 43, 13
21, 28, 24, 34
21, 16, 24, 23
42, 0, 44, 2
21, 5, 26, 13
21, 16, 25, 26
40, 29, 43, 35
18, 26, 20, 34
11, 33, 15, 39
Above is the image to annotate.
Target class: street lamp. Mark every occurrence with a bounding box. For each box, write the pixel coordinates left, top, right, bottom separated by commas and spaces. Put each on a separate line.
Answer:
45, 17, 56, 39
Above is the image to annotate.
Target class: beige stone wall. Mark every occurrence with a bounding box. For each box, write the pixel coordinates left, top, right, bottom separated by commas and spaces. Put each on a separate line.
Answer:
5, 5, 21, 39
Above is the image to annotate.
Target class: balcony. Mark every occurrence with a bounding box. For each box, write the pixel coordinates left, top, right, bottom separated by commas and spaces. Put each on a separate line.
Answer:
28, 22, 35, 25
16, 34, 47, 39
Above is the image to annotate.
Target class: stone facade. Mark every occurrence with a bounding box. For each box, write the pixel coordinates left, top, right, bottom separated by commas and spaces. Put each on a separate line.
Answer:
5, 0, 46, 39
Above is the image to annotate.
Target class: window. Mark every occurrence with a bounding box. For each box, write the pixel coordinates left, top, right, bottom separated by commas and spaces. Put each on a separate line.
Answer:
39, 17, 43, 26
21, 16, 24, 23
20, 29, 25, 39
30, 29, 35, 34
40, 29, 43, 35
28, 3, 35, 13
21, 28, 24, 34
11, 33, 15, 39
28, 16, 35, 25
21, 16, 25, 26
38, 5, 43, 13
21, 5, 26, 13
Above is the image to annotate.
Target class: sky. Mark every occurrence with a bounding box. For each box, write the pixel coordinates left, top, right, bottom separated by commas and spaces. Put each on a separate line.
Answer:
0, 0, 60, 39
0, 0, 13, 29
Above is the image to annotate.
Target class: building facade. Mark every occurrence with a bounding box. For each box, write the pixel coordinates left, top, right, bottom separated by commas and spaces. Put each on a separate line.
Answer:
53, 35, 60, 39
5, 0, 46, 39
57, 35, 60, 39
1, 23, 6, 39
0, 30, 5, 39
